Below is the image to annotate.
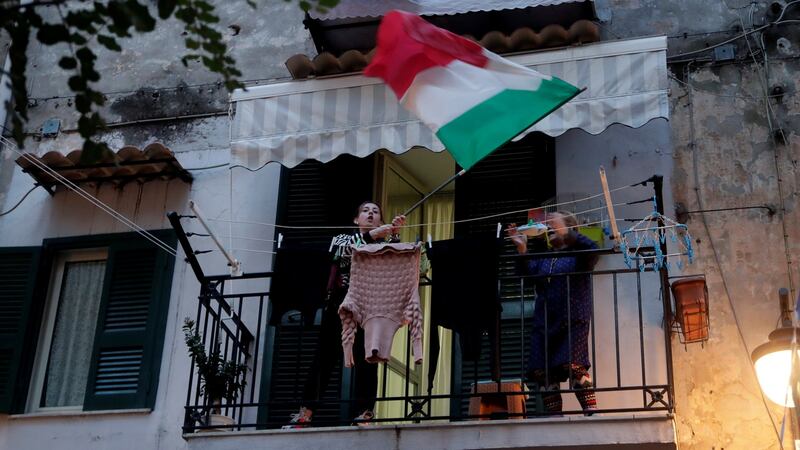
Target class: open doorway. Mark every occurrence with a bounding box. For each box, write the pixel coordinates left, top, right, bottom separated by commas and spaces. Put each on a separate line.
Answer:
374, 148, 456, 420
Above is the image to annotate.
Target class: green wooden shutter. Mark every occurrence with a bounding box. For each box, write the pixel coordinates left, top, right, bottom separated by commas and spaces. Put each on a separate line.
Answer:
258, 154, 374, 426
279, 155, 376, 246
263, 322, 345, 426
452, 136, 555, 415
83, 236, 175, 411
0, 248, 41, 413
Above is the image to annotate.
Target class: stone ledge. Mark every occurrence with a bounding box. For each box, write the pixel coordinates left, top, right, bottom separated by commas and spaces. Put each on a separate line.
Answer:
8, 408, 152, 421
185, 412, 676, 450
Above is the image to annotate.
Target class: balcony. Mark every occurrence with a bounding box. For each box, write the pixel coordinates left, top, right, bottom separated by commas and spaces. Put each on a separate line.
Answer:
169, 212, 677, 450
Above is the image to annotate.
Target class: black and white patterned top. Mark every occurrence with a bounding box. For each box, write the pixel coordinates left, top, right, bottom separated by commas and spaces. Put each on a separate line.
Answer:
330, 231, 400, 295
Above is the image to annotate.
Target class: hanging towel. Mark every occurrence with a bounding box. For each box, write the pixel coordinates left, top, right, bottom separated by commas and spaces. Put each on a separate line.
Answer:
427, 236, 502, 386
269, 245, 332, 326
338, 242, 423, 367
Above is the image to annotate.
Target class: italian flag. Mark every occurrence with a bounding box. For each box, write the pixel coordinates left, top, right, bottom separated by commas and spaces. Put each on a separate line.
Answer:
365, 10, 581, 170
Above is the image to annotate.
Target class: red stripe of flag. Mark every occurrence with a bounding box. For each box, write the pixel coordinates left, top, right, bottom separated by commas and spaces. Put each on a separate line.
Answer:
364, 10, 488, 99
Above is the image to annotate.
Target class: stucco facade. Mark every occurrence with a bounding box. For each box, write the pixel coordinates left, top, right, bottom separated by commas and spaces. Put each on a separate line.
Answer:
597, 1, 800, 448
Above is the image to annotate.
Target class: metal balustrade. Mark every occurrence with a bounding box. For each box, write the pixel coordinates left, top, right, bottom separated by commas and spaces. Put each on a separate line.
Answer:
178, 244, 673, 433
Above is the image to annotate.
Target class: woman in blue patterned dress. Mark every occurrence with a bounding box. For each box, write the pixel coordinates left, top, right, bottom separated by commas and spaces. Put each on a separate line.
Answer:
508, 211, 599, 414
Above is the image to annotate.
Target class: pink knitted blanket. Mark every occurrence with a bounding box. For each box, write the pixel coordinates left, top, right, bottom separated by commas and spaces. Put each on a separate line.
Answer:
338, 242, 423, 367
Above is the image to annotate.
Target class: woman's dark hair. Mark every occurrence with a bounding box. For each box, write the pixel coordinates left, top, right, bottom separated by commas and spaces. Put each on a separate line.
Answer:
355, 201, 384, 223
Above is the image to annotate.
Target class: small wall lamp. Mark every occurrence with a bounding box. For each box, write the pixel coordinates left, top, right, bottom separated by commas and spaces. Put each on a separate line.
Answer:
751, 288, 800, 407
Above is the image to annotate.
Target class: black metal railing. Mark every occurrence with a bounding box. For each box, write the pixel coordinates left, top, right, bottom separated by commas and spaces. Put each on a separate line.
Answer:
180, 247, 674, 432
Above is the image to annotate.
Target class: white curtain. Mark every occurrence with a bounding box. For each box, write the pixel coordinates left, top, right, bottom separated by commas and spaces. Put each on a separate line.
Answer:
423, 194, 454, 242
44, 260, 106, 407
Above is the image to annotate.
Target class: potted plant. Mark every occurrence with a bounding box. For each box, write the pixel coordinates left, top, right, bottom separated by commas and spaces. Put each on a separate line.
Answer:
183, 318, 248, 431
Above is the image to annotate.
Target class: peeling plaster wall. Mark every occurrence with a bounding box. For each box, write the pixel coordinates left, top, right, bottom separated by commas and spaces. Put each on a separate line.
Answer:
18, 0, 312, 131
600, 1, 800, 449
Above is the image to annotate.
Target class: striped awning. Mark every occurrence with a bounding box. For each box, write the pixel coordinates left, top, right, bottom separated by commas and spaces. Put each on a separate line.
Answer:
230, 36, 668, 170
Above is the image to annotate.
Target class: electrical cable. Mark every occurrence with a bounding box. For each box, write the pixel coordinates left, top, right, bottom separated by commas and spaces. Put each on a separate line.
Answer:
0, 185, 38, 217
740, 8, 796, 299
668, 24, 770, 60
1, 138, 178, 257
669, 74, 784, 100
185, 163, 230, 171
667, 2, 800, 60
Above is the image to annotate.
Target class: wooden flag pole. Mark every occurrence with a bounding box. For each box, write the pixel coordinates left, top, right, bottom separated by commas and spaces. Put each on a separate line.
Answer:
599, 166, 621, 245
402, 169, 465, 217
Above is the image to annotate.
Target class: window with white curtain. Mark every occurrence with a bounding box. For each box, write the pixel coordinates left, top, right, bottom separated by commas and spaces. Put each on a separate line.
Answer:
27, 249, 108, 412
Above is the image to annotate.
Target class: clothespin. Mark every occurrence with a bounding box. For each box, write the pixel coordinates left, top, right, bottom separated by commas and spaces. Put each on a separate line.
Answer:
277, 233, 283, 249
329, 236, 337, 253
496, 222, 502, 238
427, 233, 433, 248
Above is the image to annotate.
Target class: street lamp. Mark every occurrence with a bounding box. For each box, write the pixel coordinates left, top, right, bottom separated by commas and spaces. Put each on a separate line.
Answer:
751, 288, 800, 407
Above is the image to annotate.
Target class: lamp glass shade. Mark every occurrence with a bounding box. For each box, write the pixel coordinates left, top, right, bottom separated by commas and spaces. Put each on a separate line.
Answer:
753, 348, 798, 407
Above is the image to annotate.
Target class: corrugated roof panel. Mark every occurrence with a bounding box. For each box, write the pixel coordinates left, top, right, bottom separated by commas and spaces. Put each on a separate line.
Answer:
309, 0, 590, 20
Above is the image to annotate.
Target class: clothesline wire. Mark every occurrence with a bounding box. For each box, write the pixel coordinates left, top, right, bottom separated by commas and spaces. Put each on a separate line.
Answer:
209, 201, 617, 231
202, 210, 646, 248
207, 183, 643, 231
194, 234, 277, 243
232, 247, 276, 254
422, 200, 630, 229
503, 217, 614, 239
229, 218, 622, 255
1, 140, 178, 257
214, 210, 635, 246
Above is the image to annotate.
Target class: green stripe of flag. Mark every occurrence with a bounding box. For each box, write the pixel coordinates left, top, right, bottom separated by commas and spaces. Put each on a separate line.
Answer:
435, 77, 580, 170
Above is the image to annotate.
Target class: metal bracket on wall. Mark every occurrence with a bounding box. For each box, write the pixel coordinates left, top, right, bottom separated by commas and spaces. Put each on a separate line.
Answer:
674, 203, 775, 223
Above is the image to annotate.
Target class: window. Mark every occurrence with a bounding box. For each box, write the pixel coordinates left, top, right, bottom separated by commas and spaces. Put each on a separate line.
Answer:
0, 231, 176, 414
28, 250, 108, 412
